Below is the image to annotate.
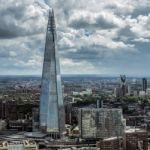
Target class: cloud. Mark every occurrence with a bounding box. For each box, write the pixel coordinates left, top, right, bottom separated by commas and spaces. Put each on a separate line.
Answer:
68, 11, 125, 29
0, 0, 150, 75
133, 38, 150, 43
0, 0, 48, 39
131, 14, 150, 38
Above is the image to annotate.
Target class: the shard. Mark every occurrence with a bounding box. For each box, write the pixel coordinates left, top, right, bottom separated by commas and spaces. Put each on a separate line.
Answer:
40, 9, 65, 136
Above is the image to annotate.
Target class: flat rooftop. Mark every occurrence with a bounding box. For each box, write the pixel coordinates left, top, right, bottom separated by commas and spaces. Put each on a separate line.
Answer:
125, 126, 147, 133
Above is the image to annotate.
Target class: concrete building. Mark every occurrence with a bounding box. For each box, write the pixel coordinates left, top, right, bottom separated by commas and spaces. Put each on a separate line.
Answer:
40, 9, 65, 136
133, 90, 138, 96
139, 91, 146, 97
72, 89, 92, 96
114, 87, 122, 97
146, 88, 150, 96
0, 140, 38, 150
8, 120, 32, 131
32, 108, 39, 132
78, 108, 125, 139
124, 127, 148, 150
127, 85, 131, 96
80, 89, 92, 96
96, 137, 123, 150
0, 120, 6, 131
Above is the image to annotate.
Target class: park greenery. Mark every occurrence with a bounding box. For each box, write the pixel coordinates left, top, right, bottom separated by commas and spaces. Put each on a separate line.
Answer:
73, 92, 149, 107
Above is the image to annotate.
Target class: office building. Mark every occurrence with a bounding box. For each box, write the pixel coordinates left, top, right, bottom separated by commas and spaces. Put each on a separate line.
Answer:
146, 88, 150, 96
139, 90, 146, 96
78, 108, 125, 139
142, 78, 147, 92
32, 108, 39, 132
120, 75, 127, 96
40, 9, 65, 136
114, 87, 122, 97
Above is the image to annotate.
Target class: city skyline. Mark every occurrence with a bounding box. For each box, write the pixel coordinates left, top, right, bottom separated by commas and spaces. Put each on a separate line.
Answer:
0, 0, 150, 76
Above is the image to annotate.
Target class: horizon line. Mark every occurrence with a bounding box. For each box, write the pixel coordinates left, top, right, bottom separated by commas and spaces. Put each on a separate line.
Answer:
0, 74, 149, 78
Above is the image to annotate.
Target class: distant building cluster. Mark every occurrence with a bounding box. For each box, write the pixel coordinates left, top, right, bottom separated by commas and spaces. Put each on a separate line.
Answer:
114, 76, 150, 97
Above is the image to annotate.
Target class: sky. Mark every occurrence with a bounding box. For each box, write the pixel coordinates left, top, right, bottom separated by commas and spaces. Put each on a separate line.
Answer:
0, 0, 150, 76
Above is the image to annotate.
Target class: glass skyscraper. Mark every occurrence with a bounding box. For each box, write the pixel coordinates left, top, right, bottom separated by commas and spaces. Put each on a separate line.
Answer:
142, 78, 147, 92
40, 9, 65, 136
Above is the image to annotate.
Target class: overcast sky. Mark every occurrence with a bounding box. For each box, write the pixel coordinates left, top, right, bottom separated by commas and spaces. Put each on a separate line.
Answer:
0, 0, 150, 76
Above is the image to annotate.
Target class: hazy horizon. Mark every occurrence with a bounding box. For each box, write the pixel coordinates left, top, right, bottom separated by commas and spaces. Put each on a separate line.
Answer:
0, 74, 149, 78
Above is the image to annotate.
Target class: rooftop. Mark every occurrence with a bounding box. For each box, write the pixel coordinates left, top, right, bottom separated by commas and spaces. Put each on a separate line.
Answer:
125, 126, 147, 133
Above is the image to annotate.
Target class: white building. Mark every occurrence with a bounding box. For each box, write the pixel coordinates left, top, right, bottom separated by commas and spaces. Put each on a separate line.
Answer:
0, 140, 38, 150
139, 91, 146, 96
73, 89, 92, 96
146, 88, 150, 96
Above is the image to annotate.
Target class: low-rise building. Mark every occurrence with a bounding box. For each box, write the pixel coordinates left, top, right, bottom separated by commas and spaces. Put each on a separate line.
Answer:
123, 127, 148, 150
0, 140, 38, 150
96, 137, 123, 150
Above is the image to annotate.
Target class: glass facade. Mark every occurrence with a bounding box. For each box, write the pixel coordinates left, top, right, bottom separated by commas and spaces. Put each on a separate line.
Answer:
79, 108, 125, 139
40, 9, 65, 135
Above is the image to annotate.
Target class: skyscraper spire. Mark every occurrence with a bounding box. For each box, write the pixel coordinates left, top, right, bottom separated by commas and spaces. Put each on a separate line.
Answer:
47, 9, 55, 36
40, 9, 65, 137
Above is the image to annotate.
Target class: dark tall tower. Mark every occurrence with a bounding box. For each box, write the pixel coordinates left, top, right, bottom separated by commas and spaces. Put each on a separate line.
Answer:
120, 75, 126, 96
142, 78, 147, 92
40, 9, 65, 136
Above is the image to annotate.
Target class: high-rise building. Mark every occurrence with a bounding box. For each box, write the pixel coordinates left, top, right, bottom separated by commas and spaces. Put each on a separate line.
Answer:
114, 87, 122, 97
120, 75, 127, 96
78, 108, 125, 139
142, 78, 147, 92
40, 9, 65, 136
32, 108, 39, 132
